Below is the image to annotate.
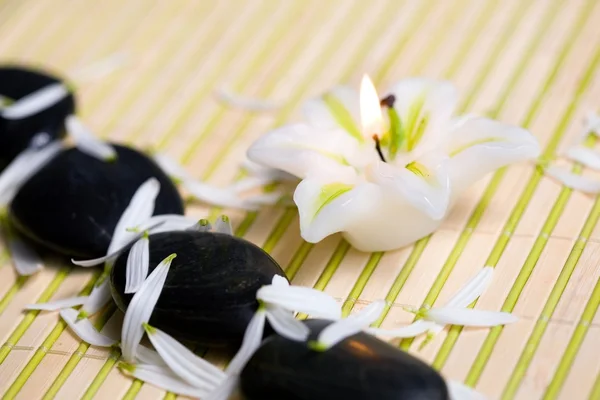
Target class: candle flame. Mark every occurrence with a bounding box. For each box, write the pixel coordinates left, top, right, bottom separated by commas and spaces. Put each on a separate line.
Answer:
360, 74, 383, 138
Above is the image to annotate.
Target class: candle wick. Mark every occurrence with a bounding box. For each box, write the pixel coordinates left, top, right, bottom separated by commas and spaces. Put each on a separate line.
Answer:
380, 94, 396, 108
372, 134, 387, 163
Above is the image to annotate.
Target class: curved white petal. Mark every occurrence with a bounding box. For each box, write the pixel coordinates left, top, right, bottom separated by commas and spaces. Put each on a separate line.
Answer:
444, 117, 540, 195
565, 146, 600, 170
545, 166, 600, 193
265, 306, 309, 342
81, 279, 112, 316
187, 219, 212, 232
153, 153, 191, 182
302, 86, 363, 142
447, 380, 488, 400
2, 83, 69, 119
215, 87, 280, 112
59, 308, 116, 347
246, 123, 360, 179
385, 78, 458, 153
25, 296, 88, 311
316, 300, 385, 349
121, 254, 175, 362
120, 363, 211, 398
135, 344, 167, 366
8, 237, 44, 276
225, 308, 266, 375
65, 116, 116, 161
124, 237, 150, 294
256, 284, 341, 320
425, 308, 518, 327
214, 215, 233, 235
140, 214, 197, 233
445, 267, 494, 308
367, 319, 436, 338
184, 179, 264, 211
145, 324, 225, 388
241, 159, 297, 182
366, 153, 451, 220
204, 376, 239, 400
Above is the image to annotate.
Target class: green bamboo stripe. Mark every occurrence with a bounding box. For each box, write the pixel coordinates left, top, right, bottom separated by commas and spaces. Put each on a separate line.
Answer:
0, 276, 27, 316
502, 182, 600, 398
79, 346, 121, 400
0, 267, 71, 364
435, 2, 600, 372
341, 252, 383, 317
544, 274, 600, 399
589, 371, 600, 400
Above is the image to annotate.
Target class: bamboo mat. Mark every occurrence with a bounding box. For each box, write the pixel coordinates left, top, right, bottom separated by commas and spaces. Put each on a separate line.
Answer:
0, 0, 600, 399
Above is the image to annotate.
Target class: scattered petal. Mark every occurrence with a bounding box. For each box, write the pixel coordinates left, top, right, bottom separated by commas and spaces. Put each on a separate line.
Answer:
545, 166, 600, 193
215, 87, 280, 112
256, 284, 341, 320
81, 279, 113, 316
121, 253, 176, 362
1, 82, 69, 119
265, 306, 309, 342
241, 159, 297, 182
69, 51, 129, 83
226, 308, 266, 375
120, 363, 211, 398
447, 380, 487, 400
8, 237, 44, 276
60, 308, 116, 347
124, 236, 150, 294
187, 219, 212, 232
445, 267, 493, 308
145, 324, 225, 388
425, 308, 518, 327
140, 214, 197, 233
367, 319, 436, 338
66, 115, 117, 161
565, 145, 600, 170
228, 176, 275, 193
184, 179, 264, 211
25, 296, 87, 311
204, 376, 239, 400
214, 215, 233, 235
135, 344, 167, 366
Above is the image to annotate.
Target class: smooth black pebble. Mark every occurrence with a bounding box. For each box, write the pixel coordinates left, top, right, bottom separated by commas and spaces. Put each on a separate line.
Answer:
240, 319, 450, 400
110, 230, 287, 346
9, 144, 183, 258
0, 66, 75, 168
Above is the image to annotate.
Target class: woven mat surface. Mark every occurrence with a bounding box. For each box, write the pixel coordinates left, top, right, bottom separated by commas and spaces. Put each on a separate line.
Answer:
1, 0, 600, 399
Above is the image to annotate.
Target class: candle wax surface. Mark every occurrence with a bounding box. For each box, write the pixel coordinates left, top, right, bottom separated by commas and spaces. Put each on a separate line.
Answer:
9, 144, 184, 258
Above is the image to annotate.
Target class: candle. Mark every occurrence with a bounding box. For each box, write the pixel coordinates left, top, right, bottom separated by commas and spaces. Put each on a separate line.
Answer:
247, 75, 540, 252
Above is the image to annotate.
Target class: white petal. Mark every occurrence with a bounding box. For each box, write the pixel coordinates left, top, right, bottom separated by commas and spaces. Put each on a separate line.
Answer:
108, 177, 160, 255
265, 306, 309, 342
68, 51, 128, 83
246, 123, 360, 179
366, 153, 451, 220
153, 153, 191, 182
59, 308, 116, 347
135, 344, 167, 366
241, 159, 297, 182
242, 192, 285, 207
184, 179, 263, 211
2, 83, 69, 119
302, 86, 362, 141
225, 308, 266, 375
214, 215, 233, 235
425, 307, 518, 327
447, 380, 488, 400
145, 324, 225, 388
81, 279, 113, 316
444, 117, 540, 195
0, 141, 63, 205
187, 219, 212, 232
228, 176, 273, 193
120, 363, 212, 398
565, 146, 600, 170
271, 275, 289, 287
545, 166, 600, 193
367, 319, 436, 338
140, 214, 197, 233
25, 296, 88, 311
124, 237, 150, 294
215, 87, 280, 112
204, 376, 239, 400
65, 115, 116, 161
316, 300, 385, 349
121, 254, 176, 362
8, 237, 44, 276
256, 284, 341, 320
445, 267, 493, 308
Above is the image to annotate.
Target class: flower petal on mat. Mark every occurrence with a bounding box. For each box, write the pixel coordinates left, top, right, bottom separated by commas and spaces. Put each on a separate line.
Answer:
226, 308, 267, 375
80, 279, 113, 317
314, 300, 385, 350
121, 254, 176, 362
136, 344, 167, 366
145, 324, 225, 388
545, 166, 600, 193
214, 215, 233, 235
66, 115, 116, 161
215, 87, 280, 112
184, 179, 263, 210
152, 153, 190, 182
425, 308, 518, 327
445, 267, 493, 308
228, 176, 273, 193
25, 296, 88, 311
566, 145, 600, 170
125, 236, 150, 294
119, 363, 211, 398
60, 308, 116, 347
256, 284, 341, 320
447, 380, 487, 400
265, 306, 309, 342
1, 83, 69, 119
204, 375, 239, 400
8, 237, 44, 276
187, 219, 212, 232
367, 319, 436, 338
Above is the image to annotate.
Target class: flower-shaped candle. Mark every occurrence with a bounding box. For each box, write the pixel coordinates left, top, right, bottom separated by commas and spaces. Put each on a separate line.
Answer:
248, 75, 541, 251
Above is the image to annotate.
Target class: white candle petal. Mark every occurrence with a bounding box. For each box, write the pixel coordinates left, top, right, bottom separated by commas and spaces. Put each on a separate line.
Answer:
59, 308, 116, 347
265, 306, 309, 342
144, 324, 225, 388
545, 166, 600, 193
302, 86, 362, 141
121, 253, 175, 362
120, 363, 212, 398
256, 283, 341, 320
2, 83, 69, 119
25, 296, 88, 311
8, 237, 44, 276
425, 307, 518, 327
65, 115, 116, 161
124, 236, 150, 294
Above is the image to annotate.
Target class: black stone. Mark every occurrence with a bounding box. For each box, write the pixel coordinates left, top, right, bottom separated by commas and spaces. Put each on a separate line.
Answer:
9, 144, 183, 258
110, 230, 287, 346
240, 319, 449, 400
0, 66, 75, 168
